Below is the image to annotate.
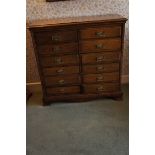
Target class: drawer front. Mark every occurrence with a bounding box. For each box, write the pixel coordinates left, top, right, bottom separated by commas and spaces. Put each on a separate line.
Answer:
41, 55, 79, 67
83, 83, 120, 94
81, 52, 120, 64
38, 43, 78, 55
80, 26, 121, 39
43, 66, 79, 76
45, 75, 81, 86
82, 63, 119, 74
35, 30, 77, 44
80, 38, 121, 53
46, 86, 80, 95
83, 72, 119, 84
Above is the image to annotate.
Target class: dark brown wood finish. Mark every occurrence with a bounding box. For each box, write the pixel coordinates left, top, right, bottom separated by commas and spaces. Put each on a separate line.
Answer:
43, 66, 79, 76
79, 26, 121, 39
81, 52, 120, 64
82, 63, 119, 74
79, 38, 121, 53
44, 75, 81, 86
34, 30, 77, 45
83, 72, 119, 84
83, 83, 120, 94
41, 55, 79, 67
28, 15, 127, 105
38, 42, 78, 55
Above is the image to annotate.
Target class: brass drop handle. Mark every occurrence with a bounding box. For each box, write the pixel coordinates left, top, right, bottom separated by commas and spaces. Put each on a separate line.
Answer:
51, 35, 61, 41
96, 56, 104, 62
97, 86, 104, 92
96, 44, 104, 49
97, 66, 104, 71
96, 76, 104, 82
57, 68, 64, 74
95, 32, 105, 37
58, 79, 65, 84
59, 88, 65, 93
53, 46, 60, 52
55, 57, 63, 64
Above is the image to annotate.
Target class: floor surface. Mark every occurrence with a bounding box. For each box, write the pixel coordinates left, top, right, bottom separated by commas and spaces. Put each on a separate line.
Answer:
27, 85, 129, 155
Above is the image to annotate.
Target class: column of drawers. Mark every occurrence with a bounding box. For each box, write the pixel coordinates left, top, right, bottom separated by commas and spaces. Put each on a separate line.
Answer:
79, 26, 122, 94
34, 29, 81, 96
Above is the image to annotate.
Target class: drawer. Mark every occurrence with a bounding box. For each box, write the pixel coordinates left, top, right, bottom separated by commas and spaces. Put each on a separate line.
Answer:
82, 63, 119, 74
81, 52, 120, 64
41, 55, 79, 67
83, 72, 119, 84
83, 83, 120, 94
80, 38, 121, 53
35, 30, 77, 44
80, 26, 121, 39
46, 86, 80, 95
38, 42, 78, 55
45, 75, 81, 86
43, 66, 79, 76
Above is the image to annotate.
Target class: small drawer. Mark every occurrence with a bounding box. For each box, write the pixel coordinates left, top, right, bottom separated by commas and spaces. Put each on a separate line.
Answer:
80, 38, 121, 53
43, 66, 80, 76
46, 86, 80, 95
82, 63, 119, 74
83, 72, 119, 84
81, 52, 120, 64
35, 30, 77, 44
38, 43, 78, 55
41, 55, 79, 67
80, 26, 121, 39
45, 75, 81, 86
83, 83, 120, 94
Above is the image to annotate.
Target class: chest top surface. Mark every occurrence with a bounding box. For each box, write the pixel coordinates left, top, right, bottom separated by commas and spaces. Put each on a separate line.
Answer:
27, 14, 127, 29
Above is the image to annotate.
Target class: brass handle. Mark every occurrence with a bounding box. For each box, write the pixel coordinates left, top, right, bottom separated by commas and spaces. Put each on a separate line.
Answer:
59, 88, 65, 93
96, 56, 104, 62
95, 32, 105, 37
58, 79, 65, 84
55, 57, 63, 64
53, 46, 60, 52
97, 86, 104, 92
57, 68, 64, 74
52, 35, 60, 41
96, 76, 104, 82
97, 66, 104, 71
96, 44, 104, 49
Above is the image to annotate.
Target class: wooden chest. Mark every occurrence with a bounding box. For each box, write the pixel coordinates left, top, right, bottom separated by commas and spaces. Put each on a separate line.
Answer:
28, 15, 127, 105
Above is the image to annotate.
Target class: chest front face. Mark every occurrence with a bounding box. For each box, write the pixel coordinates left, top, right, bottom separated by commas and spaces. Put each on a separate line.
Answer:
29, 15, 127, 105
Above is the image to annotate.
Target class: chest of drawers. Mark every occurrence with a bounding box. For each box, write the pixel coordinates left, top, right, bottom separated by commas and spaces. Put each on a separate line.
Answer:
28, 15, 127, 105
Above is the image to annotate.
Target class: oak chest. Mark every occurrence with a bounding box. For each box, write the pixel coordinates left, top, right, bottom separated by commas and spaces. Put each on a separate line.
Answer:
28, 15, 127, 105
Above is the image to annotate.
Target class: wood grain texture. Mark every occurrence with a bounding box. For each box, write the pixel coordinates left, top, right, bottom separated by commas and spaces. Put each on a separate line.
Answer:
83, 72, 119, 84
81, 52, 120, 64
34, 30, 77, 44
44, 74, 81, 86
82, 63, 119, 74
38, 42, 78, 55
43, 66, 79, 76
41, 55, 79, 67
79, 38, 121, 53
27, 14, 127, 28
46, 86, 80, 95
80, 26, 121, 39
28, 15, 127, 104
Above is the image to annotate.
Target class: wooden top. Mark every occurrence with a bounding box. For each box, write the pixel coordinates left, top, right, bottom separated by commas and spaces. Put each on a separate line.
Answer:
27, 14, 127, 29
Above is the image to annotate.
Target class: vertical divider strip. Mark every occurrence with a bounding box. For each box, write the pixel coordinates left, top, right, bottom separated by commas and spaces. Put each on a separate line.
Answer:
77, 27, 83, 94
